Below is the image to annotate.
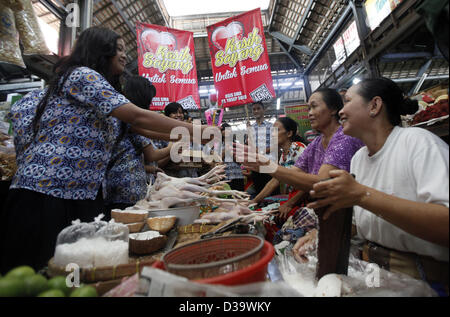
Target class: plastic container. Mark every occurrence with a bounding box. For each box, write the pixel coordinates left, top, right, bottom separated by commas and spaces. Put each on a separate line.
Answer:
152, 239, 275, 286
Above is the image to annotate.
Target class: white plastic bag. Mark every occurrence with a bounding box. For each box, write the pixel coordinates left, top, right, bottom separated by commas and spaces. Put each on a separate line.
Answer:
275, 249, 437, 297
54, 218, 129, 268
136, 267, 302, 297
55, 219, 96, 245
95, 218, 129, 242
89, 213, 108, 232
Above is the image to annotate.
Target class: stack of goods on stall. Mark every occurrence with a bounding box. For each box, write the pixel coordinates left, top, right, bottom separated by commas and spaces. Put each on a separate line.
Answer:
409, 85, 449, 125
0, 0, 50, 69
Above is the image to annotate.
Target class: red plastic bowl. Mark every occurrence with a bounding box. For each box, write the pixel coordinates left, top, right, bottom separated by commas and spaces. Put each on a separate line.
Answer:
152, 240, 275, 286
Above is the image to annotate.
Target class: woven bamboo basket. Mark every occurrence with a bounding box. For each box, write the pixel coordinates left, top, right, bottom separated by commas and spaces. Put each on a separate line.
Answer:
147, 216, 176, 234
47, 255, 158, 283
174, 223, 217, 247
111, 210, 147, 224
126, 222, 145, 233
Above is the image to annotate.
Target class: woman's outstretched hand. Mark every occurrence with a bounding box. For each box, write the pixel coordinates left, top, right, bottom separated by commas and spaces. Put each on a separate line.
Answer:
233, 142, 278, 174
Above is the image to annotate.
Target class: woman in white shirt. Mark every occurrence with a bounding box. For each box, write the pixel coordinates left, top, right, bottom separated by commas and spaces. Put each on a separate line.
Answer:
295, 77, 449, 293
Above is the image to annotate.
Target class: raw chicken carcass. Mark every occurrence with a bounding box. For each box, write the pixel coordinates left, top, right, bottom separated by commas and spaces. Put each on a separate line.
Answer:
144, 164, 249, 210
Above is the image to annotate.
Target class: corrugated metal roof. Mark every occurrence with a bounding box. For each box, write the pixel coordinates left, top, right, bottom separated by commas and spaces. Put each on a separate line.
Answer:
2, 0, 447, 116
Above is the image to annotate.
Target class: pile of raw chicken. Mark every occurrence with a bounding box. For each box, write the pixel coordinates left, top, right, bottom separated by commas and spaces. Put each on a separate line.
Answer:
133, 164, 276, 224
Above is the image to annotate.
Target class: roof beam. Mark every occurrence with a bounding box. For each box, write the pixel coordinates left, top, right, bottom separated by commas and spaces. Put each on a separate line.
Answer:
288, 0, 315, 53
409, 59, 433, 95
155, 0, 170, 27
304, 3, 353, 74
273, 38, 303, 71
199, 72, 303, 86
268, 0, 279, 31
110, 0, 136, 36
38, 0, 67, 19
270, 31, 312, 56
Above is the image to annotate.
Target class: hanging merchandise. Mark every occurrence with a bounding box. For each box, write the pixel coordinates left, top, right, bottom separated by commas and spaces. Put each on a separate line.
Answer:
0, 2, 26, 68
207, 8, 276, 108
3, 0, 24, 10
136, 22, 200, 111
205, 108, 224, 126
204, 92, 224, 126
13, 0, 50, 55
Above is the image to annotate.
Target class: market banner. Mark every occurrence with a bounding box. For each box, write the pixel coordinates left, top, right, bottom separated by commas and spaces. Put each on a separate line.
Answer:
136, 22, 200, 110
284, 104, 318, 143
206, 8, 276, 108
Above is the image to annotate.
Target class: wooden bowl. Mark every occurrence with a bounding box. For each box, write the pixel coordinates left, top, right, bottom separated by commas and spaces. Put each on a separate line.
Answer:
111, 209, 148, 224
147, 216, 177, 234
129, 232, 168, 255
126, 222, 145, 233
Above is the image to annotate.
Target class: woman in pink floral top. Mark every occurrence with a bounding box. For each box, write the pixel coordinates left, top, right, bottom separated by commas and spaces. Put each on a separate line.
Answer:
253, 117, 306, 203
239, 88, 363, 222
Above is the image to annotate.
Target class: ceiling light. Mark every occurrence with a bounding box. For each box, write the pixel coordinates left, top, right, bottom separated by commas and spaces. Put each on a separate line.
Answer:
353, 77, 361, 85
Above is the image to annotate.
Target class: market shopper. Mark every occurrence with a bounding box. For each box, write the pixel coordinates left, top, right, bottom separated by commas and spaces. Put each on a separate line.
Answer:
162, 102, 200, 178
338, 88, 347, 102
249, 101, 275, 197
103, 75, 173, 212
235, 88, 364, 239
295, 78, 449, 293
164, 102, 185, 120
0, 27, 204, 274
252, 117, 306, 210
183, 108, 192, 123
216, 122, 245, 191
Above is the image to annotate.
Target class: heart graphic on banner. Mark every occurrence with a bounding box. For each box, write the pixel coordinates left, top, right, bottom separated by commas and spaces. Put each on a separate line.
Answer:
211, 21, 245, 51
141, 29, 177, 53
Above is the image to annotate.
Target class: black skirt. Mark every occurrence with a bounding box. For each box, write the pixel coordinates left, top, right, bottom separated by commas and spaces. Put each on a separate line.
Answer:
0, 188, 108, 275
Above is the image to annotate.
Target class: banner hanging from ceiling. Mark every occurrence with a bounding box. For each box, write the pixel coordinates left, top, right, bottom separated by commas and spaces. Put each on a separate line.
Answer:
136, 22, 200, 111
206, 8, 276, 108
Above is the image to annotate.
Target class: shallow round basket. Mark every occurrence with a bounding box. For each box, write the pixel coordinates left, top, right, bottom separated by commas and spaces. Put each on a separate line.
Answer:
127, 222, 145, 233
129, 235, 167, 255
111, 210, 148, 224
161, 234, 264, 280
47, 256, 157, 283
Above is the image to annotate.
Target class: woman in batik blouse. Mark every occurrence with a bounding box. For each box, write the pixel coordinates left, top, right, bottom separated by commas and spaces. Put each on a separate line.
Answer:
1, 27, 204, 274
103, 75, 173, 212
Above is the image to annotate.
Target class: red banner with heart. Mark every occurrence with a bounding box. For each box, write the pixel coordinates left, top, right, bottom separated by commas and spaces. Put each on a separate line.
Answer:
136, 22, 200, 111
207, 8, 276, 108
